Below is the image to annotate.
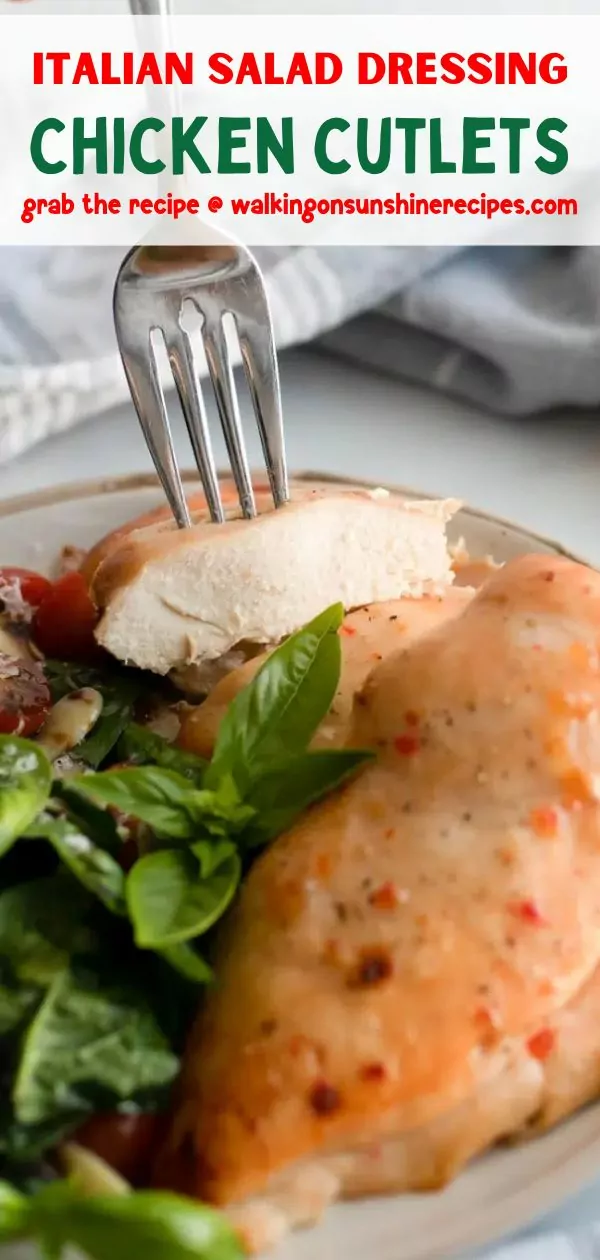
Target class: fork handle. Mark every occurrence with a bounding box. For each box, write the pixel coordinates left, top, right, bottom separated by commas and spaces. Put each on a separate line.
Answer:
128, 0, 172, 15
128, 0, 188, 203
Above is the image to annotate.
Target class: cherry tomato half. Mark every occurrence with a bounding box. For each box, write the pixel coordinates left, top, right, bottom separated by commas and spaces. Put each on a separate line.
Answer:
33, 572, 100, 662
0, 567, 52, 611
0, 653, 51, 737
74, 1113, 165, 1186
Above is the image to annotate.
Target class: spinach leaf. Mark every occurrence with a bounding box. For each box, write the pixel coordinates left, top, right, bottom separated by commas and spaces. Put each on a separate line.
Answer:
0, 1113, 75, 1172
0, 876, 94, 987
127, 843, 240, 949
0, 736, 52, 857
0, 877, 101, 1139
25, 816, 126, 917
44, 662, 143, 769
206, 603, 344, 792
3, 1178, 242, 1260
0, 971, 39, 1038
13, 957, 178, 1130
244, 748, 375, 848
119, 725, 207, 784
70, 768, 254, 841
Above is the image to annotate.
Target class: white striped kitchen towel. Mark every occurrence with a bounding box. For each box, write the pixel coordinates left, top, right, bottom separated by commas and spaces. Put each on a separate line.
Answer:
3, 241, 600, 464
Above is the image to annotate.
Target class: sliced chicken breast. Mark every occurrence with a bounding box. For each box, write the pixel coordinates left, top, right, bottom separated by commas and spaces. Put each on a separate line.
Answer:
88, 486, 458, 675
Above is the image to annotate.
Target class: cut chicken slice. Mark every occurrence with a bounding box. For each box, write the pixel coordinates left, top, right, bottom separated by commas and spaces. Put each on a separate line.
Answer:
87, 485, 459, 676
178, 589, 472, 760
154, 554, 600, 1250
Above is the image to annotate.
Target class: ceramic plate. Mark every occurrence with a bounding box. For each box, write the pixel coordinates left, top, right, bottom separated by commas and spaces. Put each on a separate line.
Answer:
0, 470, 597, 1260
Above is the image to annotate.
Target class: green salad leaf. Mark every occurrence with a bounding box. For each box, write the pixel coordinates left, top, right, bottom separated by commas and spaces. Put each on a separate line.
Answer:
51, 784, 122, 857
206, 603, 344, 791
44, 662, 144, 769
127, 842, 241, 949
0, 736, 52, 857
25, 816, 126, 917
0, 1179, 28, 1240
70, 767, 254, 841
0, 876, 94, 988
0, 974, 39, 1038
69, 767, 200, 839
158, 942, 213, 985
0, 1178, 242, 1260
0, 601, 376, 1189
244, 747, 375, 847
119, 725, 207, 783
13, 957, 179, 1131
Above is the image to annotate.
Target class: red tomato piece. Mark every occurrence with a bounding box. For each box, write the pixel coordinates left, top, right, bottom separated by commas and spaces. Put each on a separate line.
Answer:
0, 567, 52, 611
33, 572, 100, 661
74, 1113, 165, 1185
0, 653, 51, 737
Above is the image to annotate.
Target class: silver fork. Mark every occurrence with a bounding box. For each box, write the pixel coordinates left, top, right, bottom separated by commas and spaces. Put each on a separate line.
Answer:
114, 243, 288, 527
117, 0, 288, 527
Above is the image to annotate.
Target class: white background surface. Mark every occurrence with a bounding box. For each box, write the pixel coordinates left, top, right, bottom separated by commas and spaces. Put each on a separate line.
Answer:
5, 1, 600, 12
1, 345, 600, 566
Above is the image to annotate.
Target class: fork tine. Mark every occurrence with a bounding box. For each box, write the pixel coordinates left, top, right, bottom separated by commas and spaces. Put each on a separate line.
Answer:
118, 333, 192, 530
234, 303, 288, 510
203, 316, 257, 520
165, 321, 225, 524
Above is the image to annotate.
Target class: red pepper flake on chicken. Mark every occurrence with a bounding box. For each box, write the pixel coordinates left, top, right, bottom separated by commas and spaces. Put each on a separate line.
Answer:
359, 1063, 387, 1083
527, 1029, 556, 1061
369, 881, 400, 910
393, 733, 420, 757
508, 899, 547, 926
528, 806, 559, 838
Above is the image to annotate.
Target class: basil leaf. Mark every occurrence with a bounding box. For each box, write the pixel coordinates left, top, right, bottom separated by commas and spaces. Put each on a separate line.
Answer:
25, 815, 126, 916
44, 662, 143, 769
159, 942, 213, 985
13, 958, 178, 1129
192, 775, 256, 837
206, 603, 344, 792
127, 845, 241, 948
70, 768, 198, 839
190, 838, 239, 879
70, 768, 254, 842
0, 736, 52, 857
243, 748, 375, 848
119, 725, 207, 784
26, 1181, 242, 1260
